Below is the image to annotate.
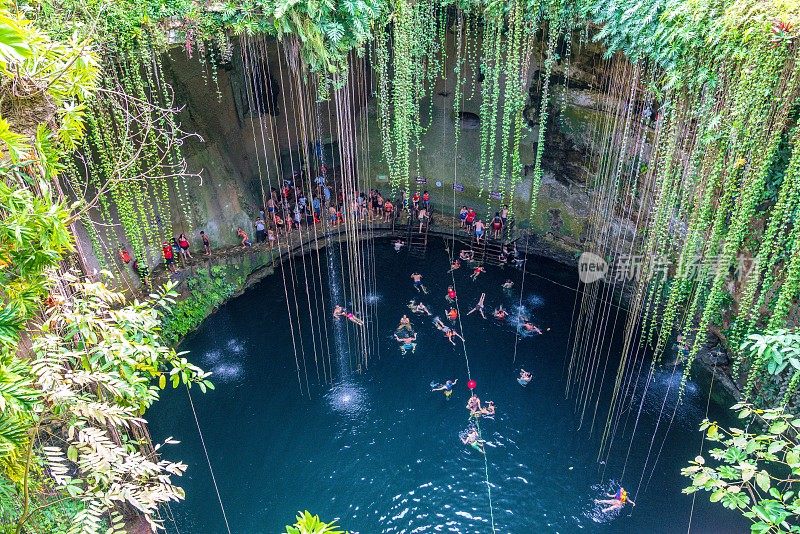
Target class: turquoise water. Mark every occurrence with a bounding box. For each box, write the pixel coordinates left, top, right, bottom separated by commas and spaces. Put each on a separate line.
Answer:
148, 238, 746, 533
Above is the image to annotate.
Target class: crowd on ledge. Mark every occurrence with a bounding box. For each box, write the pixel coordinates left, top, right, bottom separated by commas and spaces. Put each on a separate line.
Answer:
116, 165, 515, 277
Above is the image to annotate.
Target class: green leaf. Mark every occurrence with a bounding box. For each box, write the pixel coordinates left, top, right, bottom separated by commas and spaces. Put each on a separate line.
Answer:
769, 421, 789, 435
756, 471, 771, 493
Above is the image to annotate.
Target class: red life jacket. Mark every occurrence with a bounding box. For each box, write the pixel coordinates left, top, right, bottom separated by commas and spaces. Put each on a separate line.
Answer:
120, 250, 131, 264
423, 192, 429, 201
448, 288, 457, 299
466, 211, 476, 223
162, 246, 173, 259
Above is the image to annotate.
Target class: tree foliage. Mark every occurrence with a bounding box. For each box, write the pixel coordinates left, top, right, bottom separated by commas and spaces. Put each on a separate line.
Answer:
685, 403, 800, 533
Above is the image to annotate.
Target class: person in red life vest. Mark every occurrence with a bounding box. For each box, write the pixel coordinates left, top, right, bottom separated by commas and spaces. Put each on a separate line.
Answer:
118, 246, 131, 265
446, 307, 458, 322
177, 233, 193, 259
422, 190, 430, 210
446, 285, 457, 302
383, 199, 394, 223
236, 227, 252, 248
162, 241, 176, 272
595, 487, 635, 513
465, 208, 476, 232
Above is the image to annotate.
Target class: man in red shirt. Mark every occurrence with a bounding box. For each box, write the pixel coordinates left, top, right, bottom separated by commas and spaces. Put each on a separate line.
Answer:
465, 208, 476, 232
162, 241, 176, 272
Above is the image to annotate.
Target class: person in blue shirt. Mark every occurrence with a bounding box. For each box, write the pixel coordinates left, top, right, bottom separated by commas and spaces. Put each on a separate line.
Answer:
431, 379, 458, 398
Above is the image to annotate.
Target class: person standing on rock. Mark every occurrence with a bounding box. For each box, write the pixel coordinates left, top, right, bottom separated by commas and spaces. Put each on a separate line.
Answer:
255, 218, 266, 243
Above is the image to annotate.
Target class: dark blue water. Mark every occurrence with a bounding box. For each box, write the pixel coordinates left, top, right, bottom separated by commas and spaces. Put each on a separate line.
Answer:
148, 238, 746, 533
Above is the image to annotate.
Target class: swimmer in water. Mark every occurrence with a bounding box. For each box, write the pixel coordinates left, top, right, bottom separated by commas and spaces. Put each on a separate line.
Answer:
518, 369, 532, 386
445, 285, 457, 302
446, 307, 458, 322
521, 320, 543, 335
448, 259, 461, 273
431, 379, 458, 398
397, 314, 413, 332
460, 426, 484, 452
407, 300, 432, 315
433, 317, 465, 345
394, 332, 417, 354
595, 487, 635, 513
467, 293, 487, 319
493, 305, 508, 320
466, 394, 482, 415
333, 305, 346, 319
394, 239, 405, 252
479, 400, 496, 416
410, 272, 428, 293
345, 311, 365, 326
470, 265, 485, 281
502, 279, 514, 290
459, 249, 474, 262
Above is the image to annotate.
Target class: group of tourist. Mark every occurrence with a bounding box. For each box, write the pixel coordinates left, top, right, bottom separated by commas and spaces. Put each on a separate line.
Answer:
458, 204, 511, 243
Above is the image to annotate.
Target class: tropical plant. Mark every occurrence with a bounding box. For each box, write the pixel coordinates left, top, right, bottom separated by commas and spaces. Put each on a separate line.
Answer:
684, 403, 800, 533
285, 510, 346, 534
741, 330, 800, 404
4, 277, 212, 533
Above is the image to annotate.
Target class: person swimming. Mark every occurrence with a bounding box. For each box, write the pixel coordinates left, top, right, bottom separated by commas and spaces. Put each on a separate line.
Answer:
470, 265, 485, 281
467, 293, 486, 319
460, 426, 485, 452
502, 279, 514, 290
520, 320, 543, 335
518, 369, 532, 386
493, 305, 508, 320
459, 249, 474, 262
431, 379, 458, 398
466, 394, 481, 415
335, 305, 365, 326
446, 286, 457, 302
407, 300, 433, 315
433, 317, 464, 345
345, 311, 365, 326
410, 272, 428, 293
448, 259, 461, 273
446, 307, 458, 322
393, 239, 405, 252
397, 314, 413, 332
595, 487, 635, 513
394, 331, 417, 354
479, 400, 496, 417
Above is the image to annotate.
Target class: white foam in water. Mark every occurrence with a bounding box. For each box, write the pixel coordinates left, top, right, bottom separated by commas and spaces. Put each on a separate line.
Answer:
202, 349, 222, 364
325, 381, 368, 417
527, 294, 545, 308
211, 362, 243, 382
226, 338, 245, 354
364, 293, 382, 304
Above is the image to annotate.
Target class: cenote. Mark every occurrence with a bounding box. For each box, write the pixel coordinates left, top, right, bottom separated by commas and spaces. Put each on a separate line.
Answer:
148, 238, 746, 533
